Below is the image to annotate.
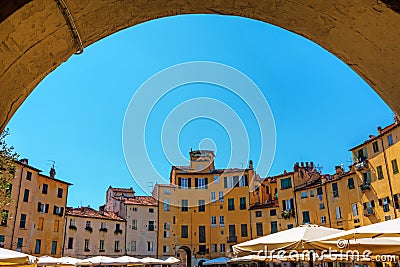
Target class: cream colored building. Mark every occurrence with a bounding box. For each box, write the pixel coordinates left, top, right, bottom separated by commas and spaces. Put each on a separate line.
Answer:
0, 159, 71, 257
105, 187, 158, 257
63, 206, 125, 258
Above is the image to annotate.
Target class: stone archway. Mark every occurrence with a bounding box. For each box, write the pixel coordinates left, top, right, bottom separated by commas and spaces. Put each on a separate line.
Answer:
177, 246, 192, 267
1, 0, 400, 131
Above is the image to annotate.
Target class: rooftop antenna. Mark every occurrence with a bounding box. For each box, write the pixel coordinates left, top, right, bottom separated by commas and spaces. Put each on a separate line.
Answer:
47, 160, 56, 169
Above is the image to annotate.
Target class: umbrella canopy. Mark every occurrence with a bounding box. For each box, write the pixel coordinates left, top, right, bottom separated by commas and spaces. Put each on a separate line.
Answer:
0, 248, 37, 266
115, 256, 143, 265
311, 218, 400, 241
202, 257, 230, 266
140, 257, 166, 265
228, 255, 268, 263
163, 257, 180, 264
38, 255, 80, 266
233, 224, 343, 255
78, 256, 120, 266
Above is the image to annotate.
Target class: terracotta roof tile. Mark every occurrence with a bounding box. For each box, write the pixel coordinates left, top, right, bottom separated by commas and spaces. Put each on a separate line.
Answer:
109, 187, 135, 193
122, 196, 158, 206
66, 206, 125, 221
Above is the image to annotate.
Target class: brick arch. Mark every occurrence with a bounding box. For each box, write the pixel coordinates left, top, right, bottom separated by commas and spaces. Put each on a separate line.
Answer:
1, 0, 400, 130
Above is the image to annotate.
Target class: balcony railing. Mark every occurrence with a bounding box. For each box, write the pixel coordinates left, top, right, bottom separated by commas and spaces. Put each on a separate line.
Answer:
354, 158, 368, 170
360, 183, 371, 192
227, 236, 237, 243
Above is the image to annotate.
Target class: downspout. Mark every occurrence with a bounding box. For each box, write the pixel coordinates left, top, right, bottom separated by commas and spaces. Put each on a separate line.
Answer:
293, 190, 299, 226
380, 137, 397, 218
10, 166, 24, 249
125, 204, 128, 255
324, 183, 332, 228
156, 186, 160, 258
61, 186, 70, 256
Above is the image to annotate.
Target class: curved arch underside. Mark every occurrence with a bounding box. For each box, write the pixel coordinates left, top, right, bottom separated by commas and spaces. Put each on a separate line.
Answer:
1, 0, 400, 130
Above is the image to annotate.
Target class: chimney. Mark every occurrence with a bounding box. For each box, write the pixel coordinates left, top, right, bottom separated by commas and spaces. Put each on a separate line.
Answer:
335, 166, 344, 175
310, 162, 314, 167
248, 160, 253, 169
301, 162, 304, 167
369, 135, 376, 139
19, 158, 29, 165
306, 162, 309, 167
283, 170, 287, 174
377, 126, 382, 135
50, 167, 56, 178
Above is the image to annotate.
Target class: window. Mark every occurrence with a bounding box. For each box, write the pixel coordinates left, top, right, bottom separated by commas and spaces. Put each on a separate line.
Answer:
148, 221, 155, 231
132, 219, 137, 230
373, 141, 379, 153
132, 207, 137, 212
212, 244, 218, 252
336, 207, 342, 219
228, 225, 236, 238
317, 187, 323, 196
164, 230, 170, 238
23, 189, 29, 202
388, 134, 394, 146
114, 240, 120, 252
310, 190, 315, 197
197, 178, 207, 189
210, 192, 216, 202
302, 211, 310, 223
271, 221, 278, 233
239, 197, 246, 210
164, 189, 170, 195
199, 226, 206, 243
255, 211, 262, 217
214, 175, 220, 183
16, 238, 23, 249
352, 203, 359, 217
67, 238, 73, 249
42, 184, 48, 194
51, 241, 57, 255
270, 209, 277, 216
35, 239, 41, 254
37, 217, 44, 231
100, 221, 106, 230
70, 218, 75, 226
256, 222, 263, 236
320, 203, 325, 210
181, 225, 188, 238
147, 242, 154, 252
348, 178, 355, 189
287, 224, 293, 229
181, 199, 188, 212
198, 200, 205, 212
385, 215, 392, 221
362, 170, 371, 184
149, 208, 154, 213
53, 206, 64, 216
84, 239, 90, 251
241, 224, 248, 237
86, 221, 91, 228
163, 245, 170, 253
239, 175, 248, 187
26, 171, 32, 180
57, 188, 63, 198
228, 198, 235, 211
281, 177, 292, 189
164, 222, 170, 230
355, 147, 368, 161
179, 178, 190, 189
332, 183, 339, 197
321, 216, 326, 224
218, 191, 224, 202
37, 202, 48, 213
1, 211, 8, 226
220, 244, 226, 252
198, 164, 203, 170
99, 240, 105, 251
282, 199, 294, 211
377, 165, 384, 180
383, 197, 390, 212
211, 216, 217, 227
301, 191, 308, 198
20, 214, 26, 228
392, 159, 399, 174
130, 241, 136, 251
219, 216, 225, 226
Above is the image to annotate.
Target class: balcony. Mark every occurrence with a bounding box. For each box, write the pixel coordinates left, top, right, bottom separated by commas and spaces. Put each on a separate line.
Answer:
360, 183, 371, 192
99, 227, 107, 232
281, 209, 295, 219
69, 225, 77, 230
354, 159, 368, 171
85, 226, 93, 233
114, 229, 123, 235
227, 236, 237, 243
364, 207, 375, 217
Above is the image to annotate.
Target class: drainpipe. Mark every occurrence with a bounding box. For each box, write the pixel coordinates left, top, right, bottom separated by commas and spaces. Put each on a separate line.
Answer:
293, 190, 299, 226
380, 137, 397, 218
324, 183, 332, 228
125, 204, 128, 255
10, 166, 24, 249
156, 186, 160, 258
61, 186, 69, 256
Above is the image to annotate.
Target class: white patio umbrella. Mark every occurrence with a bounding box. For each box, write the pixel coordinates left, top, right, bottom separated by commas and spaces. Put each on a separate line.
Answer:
140, 257, 166, 265
77, 256, 120, 266
228, 255, 268, 263
310, 218, 400, 241
202, 257, 230, 266
163, 257, 180, 264
115, 256, 143, 265
0, 248, 37, 266
38, 256, 80, 266
233, 224, 343, 255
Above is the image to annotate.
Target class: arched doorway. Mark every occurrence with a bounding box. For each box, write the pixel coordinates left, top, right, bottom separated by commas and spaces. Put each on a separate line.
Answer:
177, 246, 192, 267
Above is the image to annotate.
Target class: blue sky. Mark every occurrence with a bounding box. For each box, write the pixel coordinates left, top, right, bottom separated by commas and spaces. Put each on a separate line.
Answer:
6, 14, 394, 208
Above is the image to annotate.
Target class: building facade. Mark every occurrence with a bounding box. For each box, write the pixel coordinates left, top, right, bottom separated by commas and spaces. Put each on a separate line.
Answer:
0, 159, 71, 257
63, 206, 126, 258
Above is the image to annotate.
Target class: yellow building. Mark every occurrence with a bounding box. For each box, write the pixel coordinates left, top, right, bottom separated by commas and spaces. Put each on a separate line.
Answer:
0, 159, 71, 256
154, 150, 258, 267
63, 206, 126, 258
